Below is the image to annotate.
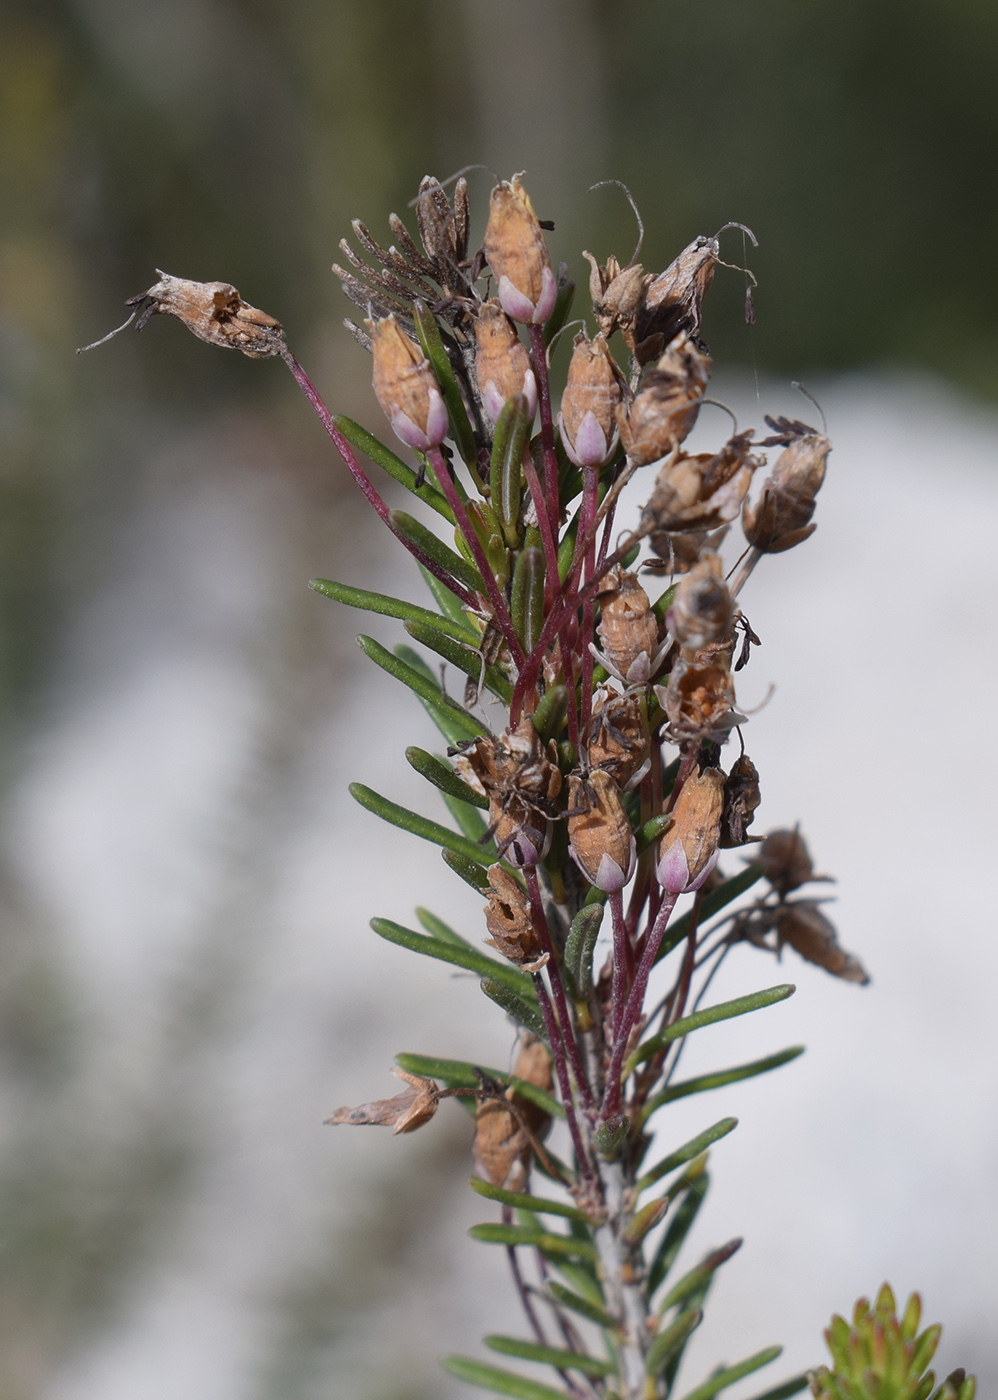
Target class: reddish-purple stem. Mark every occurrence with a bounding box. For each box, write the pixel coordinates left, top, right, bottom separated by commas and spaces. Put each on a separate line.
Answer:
282, 349, 477, 610
601, 890, 679, 1118
532, 972, 596, 1183
520, 445, 560, 610
529, 325, 560, 543
597, 499, 617, 571
427, 447, 526, 667
525, 869, 593, 1110
607, 888, 634, 1044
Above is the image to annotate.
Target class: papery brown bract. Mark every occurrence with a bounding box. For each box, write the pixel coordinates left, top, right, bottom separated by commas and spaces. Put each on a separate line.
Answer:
743, 900, 869, 985
660, 639, 740, 740
632, 234, 721, 363
453, 719, 562, 867
720, 754, 762, 847
666, 552, 735, 650
126, 272, 285, 359
617, 332, 710, 467
484, 864, 547, 971
743, 423, 830, 554
582, 250, 650, 350
643, 430, 760, 535
757, 827, 830, 896
588, 685, 651, 789
326, 1068, 440, 1135
473, 1035, 553, 1190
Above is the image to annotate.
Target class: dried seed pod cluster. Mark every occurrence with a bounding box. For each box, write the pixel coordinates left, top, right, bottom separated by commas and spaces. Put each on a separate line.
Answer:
107, 170, 875, 1400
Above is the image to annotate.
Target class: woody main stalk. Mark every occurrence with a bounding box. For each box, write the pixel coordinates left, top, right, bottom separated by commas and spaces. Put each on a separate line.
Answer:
84, 170, 974, 1400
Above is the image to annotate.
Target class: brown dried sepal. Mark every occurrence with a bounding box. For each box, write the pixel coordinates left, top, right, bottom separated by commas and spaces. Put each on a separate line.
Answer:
582, 251, 650, 348
473, 1035, 553, 1191
720, 754, 761, 847
595, 567, 662, 686
645, 526, 728, 576
659, 640, 739, 740
772, 901, 869, 985
657, 765, 725, 893
484, 865, 547, 971
453, 718, 562, 865
617, 333, 711, 467
757, 827, 832, 897
567, 769, 636, 893
642, 430, 761, 535
666, 552, 735, 650
325, 1067, 439, 1135
126, 272, 285, 359
588, 685, 651, 789
632, 235, 722, 362
742, 421, 830, 554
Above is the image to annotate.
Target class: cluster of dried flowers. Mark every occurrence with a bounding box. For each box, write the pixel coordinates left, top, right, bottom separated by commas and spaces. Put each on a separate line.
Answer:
90, 172, 974, 1400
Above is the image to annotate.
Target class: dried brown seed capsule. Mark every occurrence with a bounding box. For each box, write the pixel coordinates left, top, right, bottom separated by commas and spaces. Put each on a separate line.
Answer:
558, 330, 626, 468
757, 827, 832, 897
743, 421, 831, 553
582, 250, 650, 349
666, 552, 735, 650
645, 526, 727, 576
593, 567, 664, 686
123, 272, 285, 359
326, 1067, 439, 1135
453, 718, 562, 867
657, 766, 725, 893
720, 754, 761, 847
482, 175, 557, 325
642, 429, 761, 535
658, 640, 740, 740
616, 332, 710, 467
473, 298, 537, 424
567, 769, 636, 893
587, 684, 651, 789
764, 901, 869, 985
632, 234, 722, 363
483, 865, 547, 971
369, 313, 449, 452
473, 1034, 552, 1190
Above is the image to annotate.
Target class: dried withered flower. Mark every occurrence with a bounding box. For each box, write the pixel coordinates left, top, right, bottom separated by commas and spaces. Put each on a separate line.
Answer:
657, 765, 725, 893
588, 684, 651, 789
453, 718, 562, 867
122, 272, 285, 359
645, 525, 728, 576
582, 250, 650, 349
666, 552, 735, 650
742, 418, 831, 553
757, 827, 831, 897
473, 298, 537, 424
484, 864, 547, 971
771, 901, 869, 985
632, 234, 721, 363
369, 313, 449, 452
326, 1067, 439, 1134
567, 768, 636, 893
482, 174, 557, 325
642, 430, 761, 536
473, 1034, 552, 1190
720, 754, 761, 847
616, 332, 711, 467
593, 567, 664, 686
558, 330, 627, 468
658, 639, 740, 740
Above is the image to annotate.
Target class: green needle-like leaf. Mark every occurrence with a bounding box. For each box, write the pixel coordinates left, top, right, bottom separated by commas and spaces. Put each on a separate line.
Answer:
641, 1047, 805, 1122
647, 1174, 710, 1297
412, 299, 480, 475
646, 1308, 703, 1375
658, 1239, 742, 1314
468, 1175, 590, 1222
442, 848, 492, 892
654, 865, 765, 965
355, 636, 486, 740
545, 1280, 618, 1330
481, 979, 548, 1039
309, 578, 476, 642
370, 917, 534, 998
394, 1053, 563, 1119
742, 1373, 812, 1400
490, 394, 529, 547
415, 906, 475, 948
419, 564, 473, 629
485, 1336, 614, 1378
627, 985, 796, 1073
636, 1118, 737, 1195
391, 510, 484, 595
441, 1356, 570, 1400
404, 619, 512, 701
332, 414, 456, 520
406, 747, 489, 809
442, 790, 492, 845
351, 784, 496, 866
469, 1223, 598, 1262
677, 1345, 783, 1400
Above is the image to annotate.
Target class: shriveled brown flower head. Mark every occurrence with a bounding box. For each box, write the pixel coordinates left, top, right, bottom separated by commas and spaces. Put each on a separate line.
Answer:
483, 865, 547, 971
617, 332, 710, 467
120, 272, 285, 359
582, 250, 650, 352
643, 430, 761, 536
594, 567, 663, 686
666, 552, 735, 650
743, 417, 830, 554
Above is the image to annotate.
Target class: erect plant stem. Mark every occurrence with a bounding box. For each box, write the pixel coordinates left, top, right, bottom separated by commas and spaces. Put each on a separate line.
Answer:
607, 888, 634, 1044
526, 868, 594, 1112
520, 444, 560, 610
529, 324, 560, 542
427, 446, 526, 666
531, 970, 596, 1186
593, 1158, 650, 1400
281, 349, 477, 608
602, 890, 679, 1119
